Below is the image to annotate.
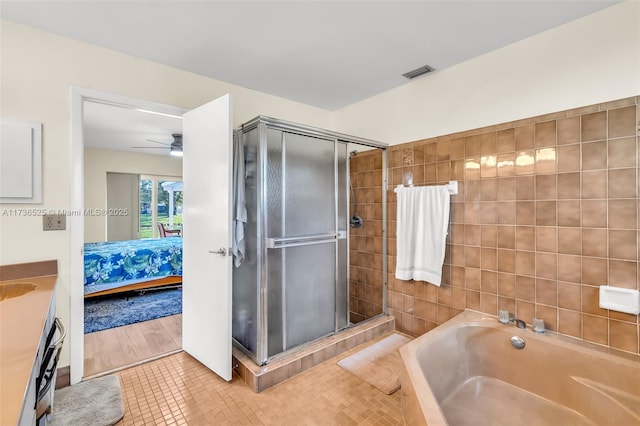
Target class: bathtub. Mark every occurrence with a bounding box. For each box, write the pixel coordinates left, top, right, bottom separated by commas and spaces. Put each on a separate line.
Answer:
399, 310, 640, 426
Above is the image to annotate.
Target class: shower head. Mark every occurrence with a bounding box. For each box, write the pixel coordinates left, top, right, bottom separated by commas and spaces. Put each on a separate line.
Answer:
349, 150, 358, 157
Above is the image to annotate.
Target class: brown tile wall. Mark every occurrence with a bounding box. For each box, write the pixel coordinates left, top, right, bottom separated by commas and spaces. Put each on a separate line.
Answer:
349, 150, 384, 323
386, 96, 640, 354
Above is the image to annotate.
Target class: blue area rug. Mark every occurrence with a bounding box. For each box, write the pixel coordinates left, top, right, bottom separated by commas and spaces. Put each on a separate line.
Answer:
84, 287, 182, 334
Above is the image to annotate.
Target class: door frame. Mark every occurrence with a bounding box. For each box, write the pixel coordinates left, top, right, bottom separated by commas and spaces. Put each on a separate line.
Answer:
69, 87, 187, 384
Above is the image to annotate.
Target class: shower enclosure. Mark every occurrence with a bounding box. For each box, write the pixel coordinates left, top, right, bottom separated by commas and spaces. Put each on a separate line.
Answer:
233, 116, 387, 365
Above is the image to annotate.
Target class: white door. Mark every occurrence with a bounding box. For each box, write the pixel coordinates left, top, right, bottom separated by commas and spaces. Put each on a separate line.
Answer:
182, 94, 233, 381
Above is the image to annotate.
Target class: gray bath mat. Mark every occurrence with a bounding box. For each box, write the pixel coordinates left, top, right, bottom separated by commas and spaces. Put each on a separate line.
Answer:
49, 375, 124, 426
338, 333, 411, 394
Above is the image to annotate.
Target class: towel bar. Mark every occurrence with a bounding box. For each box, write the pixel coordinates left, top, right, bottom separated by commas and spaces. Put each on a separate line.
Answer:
394, 180, 458, 195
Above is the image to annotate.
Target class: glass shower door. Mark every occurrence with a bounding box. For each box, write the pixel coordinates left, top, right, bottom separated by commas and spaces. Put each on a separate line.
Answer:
265, 129, 346, 357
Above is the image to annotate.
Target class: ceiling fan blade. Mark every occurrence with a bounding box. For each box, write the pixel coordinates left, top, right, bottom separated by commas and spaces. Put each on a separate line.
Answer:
132, 146, 168, 149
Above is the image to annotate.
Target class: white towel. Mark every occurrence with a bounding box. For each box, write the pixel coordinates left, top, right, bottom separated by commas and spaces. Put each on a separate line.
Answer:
232, 132, 247, 267
395, 185, 450, 286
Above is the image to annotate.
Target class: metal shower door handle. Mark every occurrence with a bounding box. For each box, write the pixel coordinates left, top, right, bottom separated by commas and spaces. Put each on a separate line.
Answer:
266, 231, 346, 249
209, 248, 227, 256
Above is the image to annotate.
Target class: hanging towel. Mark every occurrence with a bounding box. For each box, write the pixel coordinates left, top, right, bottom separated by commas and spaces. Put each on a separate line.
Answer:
232, 132, 247, 267
395, 185, 450, 286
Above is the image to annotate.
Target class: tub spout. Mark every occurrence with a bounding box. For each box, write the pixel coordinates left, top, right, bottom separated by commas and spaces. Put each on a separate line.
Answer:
511, 318, 526, 329
498, 310, 526, 329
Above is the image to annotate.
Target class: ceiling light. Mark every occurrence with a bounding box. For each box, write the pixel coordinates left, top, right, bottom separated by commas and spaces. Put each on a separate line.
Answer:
402, 64, 435, 79
170, 145, 183, 157
135, 108, 183, 119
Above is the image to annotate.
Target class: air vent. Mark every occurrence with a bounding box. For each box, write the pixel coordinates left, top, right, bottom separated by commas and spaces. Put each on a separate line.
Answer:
402, 64, 435, 79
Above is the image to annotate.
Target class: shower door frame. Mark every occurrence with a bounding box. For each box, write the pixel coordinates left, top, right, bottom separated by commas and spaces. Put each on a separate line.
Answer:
237, 116, 388, 366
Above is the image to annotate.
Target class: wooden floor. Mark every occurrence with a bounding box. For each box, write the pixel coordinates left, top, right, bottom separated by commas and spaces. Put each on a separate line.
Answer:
84, 314, 182, 377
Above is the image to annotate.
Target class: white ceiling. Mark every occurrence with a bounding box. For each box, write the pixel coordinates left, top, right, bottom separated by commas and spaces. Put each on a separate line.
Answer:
82, 101, 183, 156
0, 0, 620, 155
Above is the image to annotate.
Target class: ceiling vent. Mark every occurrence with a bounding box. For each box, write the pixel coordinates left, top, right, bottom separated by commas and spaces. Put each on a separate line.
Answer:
402, 64, 435, 80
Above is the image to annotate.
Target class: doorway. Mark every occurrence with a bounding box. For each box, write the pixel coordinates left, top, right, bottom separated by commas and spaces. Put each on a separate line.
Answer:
70, 88, 187, 383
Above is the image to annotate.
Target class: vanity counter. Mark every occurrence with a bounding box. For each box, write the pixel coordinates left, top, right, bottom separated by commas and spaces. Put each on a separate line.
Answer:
0, 260, 57, 426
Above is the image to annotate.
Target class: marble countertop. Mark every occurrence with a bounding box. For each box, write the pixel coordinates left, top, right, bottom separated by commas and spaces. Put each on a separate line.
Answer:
0, 262, 57, 426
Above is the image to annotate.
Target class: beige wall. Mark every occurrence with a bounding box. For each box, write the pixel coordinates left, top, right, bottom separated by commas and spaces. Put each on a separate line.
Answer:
334, 1, 640, 145
84, 148, 183, 243
0, 19, 333, 367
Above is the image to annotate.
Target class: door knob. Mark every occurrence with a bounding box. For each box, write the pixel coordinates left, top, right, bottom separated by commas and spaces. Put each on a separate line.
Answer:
209, 248, 227, 256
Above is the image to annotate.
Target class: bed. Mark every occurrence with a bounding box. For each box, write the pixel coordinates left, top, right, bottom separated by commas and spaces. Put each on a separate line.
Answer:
83, 237, 182, 298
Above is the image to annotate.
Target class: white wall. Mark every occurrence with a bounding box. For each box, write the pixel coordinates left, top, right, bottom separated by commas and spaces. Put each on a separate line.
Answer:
84, 148, 183, 243
334, 1, 640, 145
0, 19, 333, 368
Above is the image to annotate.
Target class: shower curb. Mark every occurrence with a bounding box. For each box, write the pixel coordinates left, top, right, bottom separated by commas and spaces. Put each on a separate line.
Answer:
232, 315, 395, 392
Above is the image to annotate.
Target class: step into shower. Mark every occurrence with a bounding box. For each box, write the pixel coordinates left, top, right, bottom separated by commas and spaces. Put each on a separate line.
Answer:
232, 315, 395, 393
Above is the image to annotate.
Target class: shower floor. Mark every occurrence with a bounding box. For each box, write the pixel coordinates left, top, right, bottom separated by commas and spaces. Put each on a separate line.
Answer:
440, 376, 595, 426
233, 315, 395, 392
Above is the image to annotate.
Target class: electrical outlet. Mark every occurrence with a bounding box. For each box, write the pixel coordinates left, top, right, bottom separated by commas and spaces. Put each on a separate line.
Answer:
43, 214, 66, 231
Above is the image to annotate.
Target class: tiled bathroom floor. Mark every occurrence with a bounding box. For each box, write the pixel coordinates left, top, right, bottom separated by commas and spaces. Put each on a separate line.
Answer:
115, 338, 404, 425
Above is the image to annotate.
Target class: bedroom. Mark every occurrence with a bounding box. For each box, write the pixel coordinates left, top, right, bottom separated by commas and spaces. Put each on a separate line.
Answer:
0, 1, 638, 424
82, 100, 185, 376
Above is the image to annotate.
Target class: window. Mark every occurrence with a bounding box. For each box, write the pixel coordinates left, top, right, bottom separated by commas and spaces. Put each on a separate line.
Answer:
139, 175, 183, 238
157, 180, 183, 233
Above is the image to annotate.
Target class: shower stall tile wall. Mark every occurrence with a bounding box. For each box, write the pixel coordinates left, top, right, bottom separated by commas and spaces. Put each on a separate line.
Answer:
349, 149, 384, 324
387, 96, 640, 355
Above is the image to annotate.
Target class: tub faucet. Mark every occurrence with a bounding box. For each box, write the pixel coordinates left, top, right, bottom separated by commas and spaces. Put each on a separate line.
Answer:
532, 318, 545, 334
498, 309, 510, 324
511, 318, 526, 329
498, 310, 526, 329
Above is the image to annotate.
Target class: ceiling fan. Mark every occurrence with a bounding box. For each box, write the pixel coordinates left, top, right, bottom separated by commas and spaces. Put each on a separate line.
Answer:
132, 133, 183, 157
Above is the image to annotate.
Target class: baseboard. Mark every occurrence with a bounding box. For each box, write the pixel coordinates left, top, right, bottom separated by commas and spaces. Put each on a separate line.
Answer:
56, 366, 70, 389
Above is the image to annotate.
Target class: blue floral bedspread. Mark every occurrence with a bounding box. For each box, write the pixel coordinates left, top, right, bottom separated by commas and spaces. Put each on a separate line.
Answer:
84, 238, 182, 295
